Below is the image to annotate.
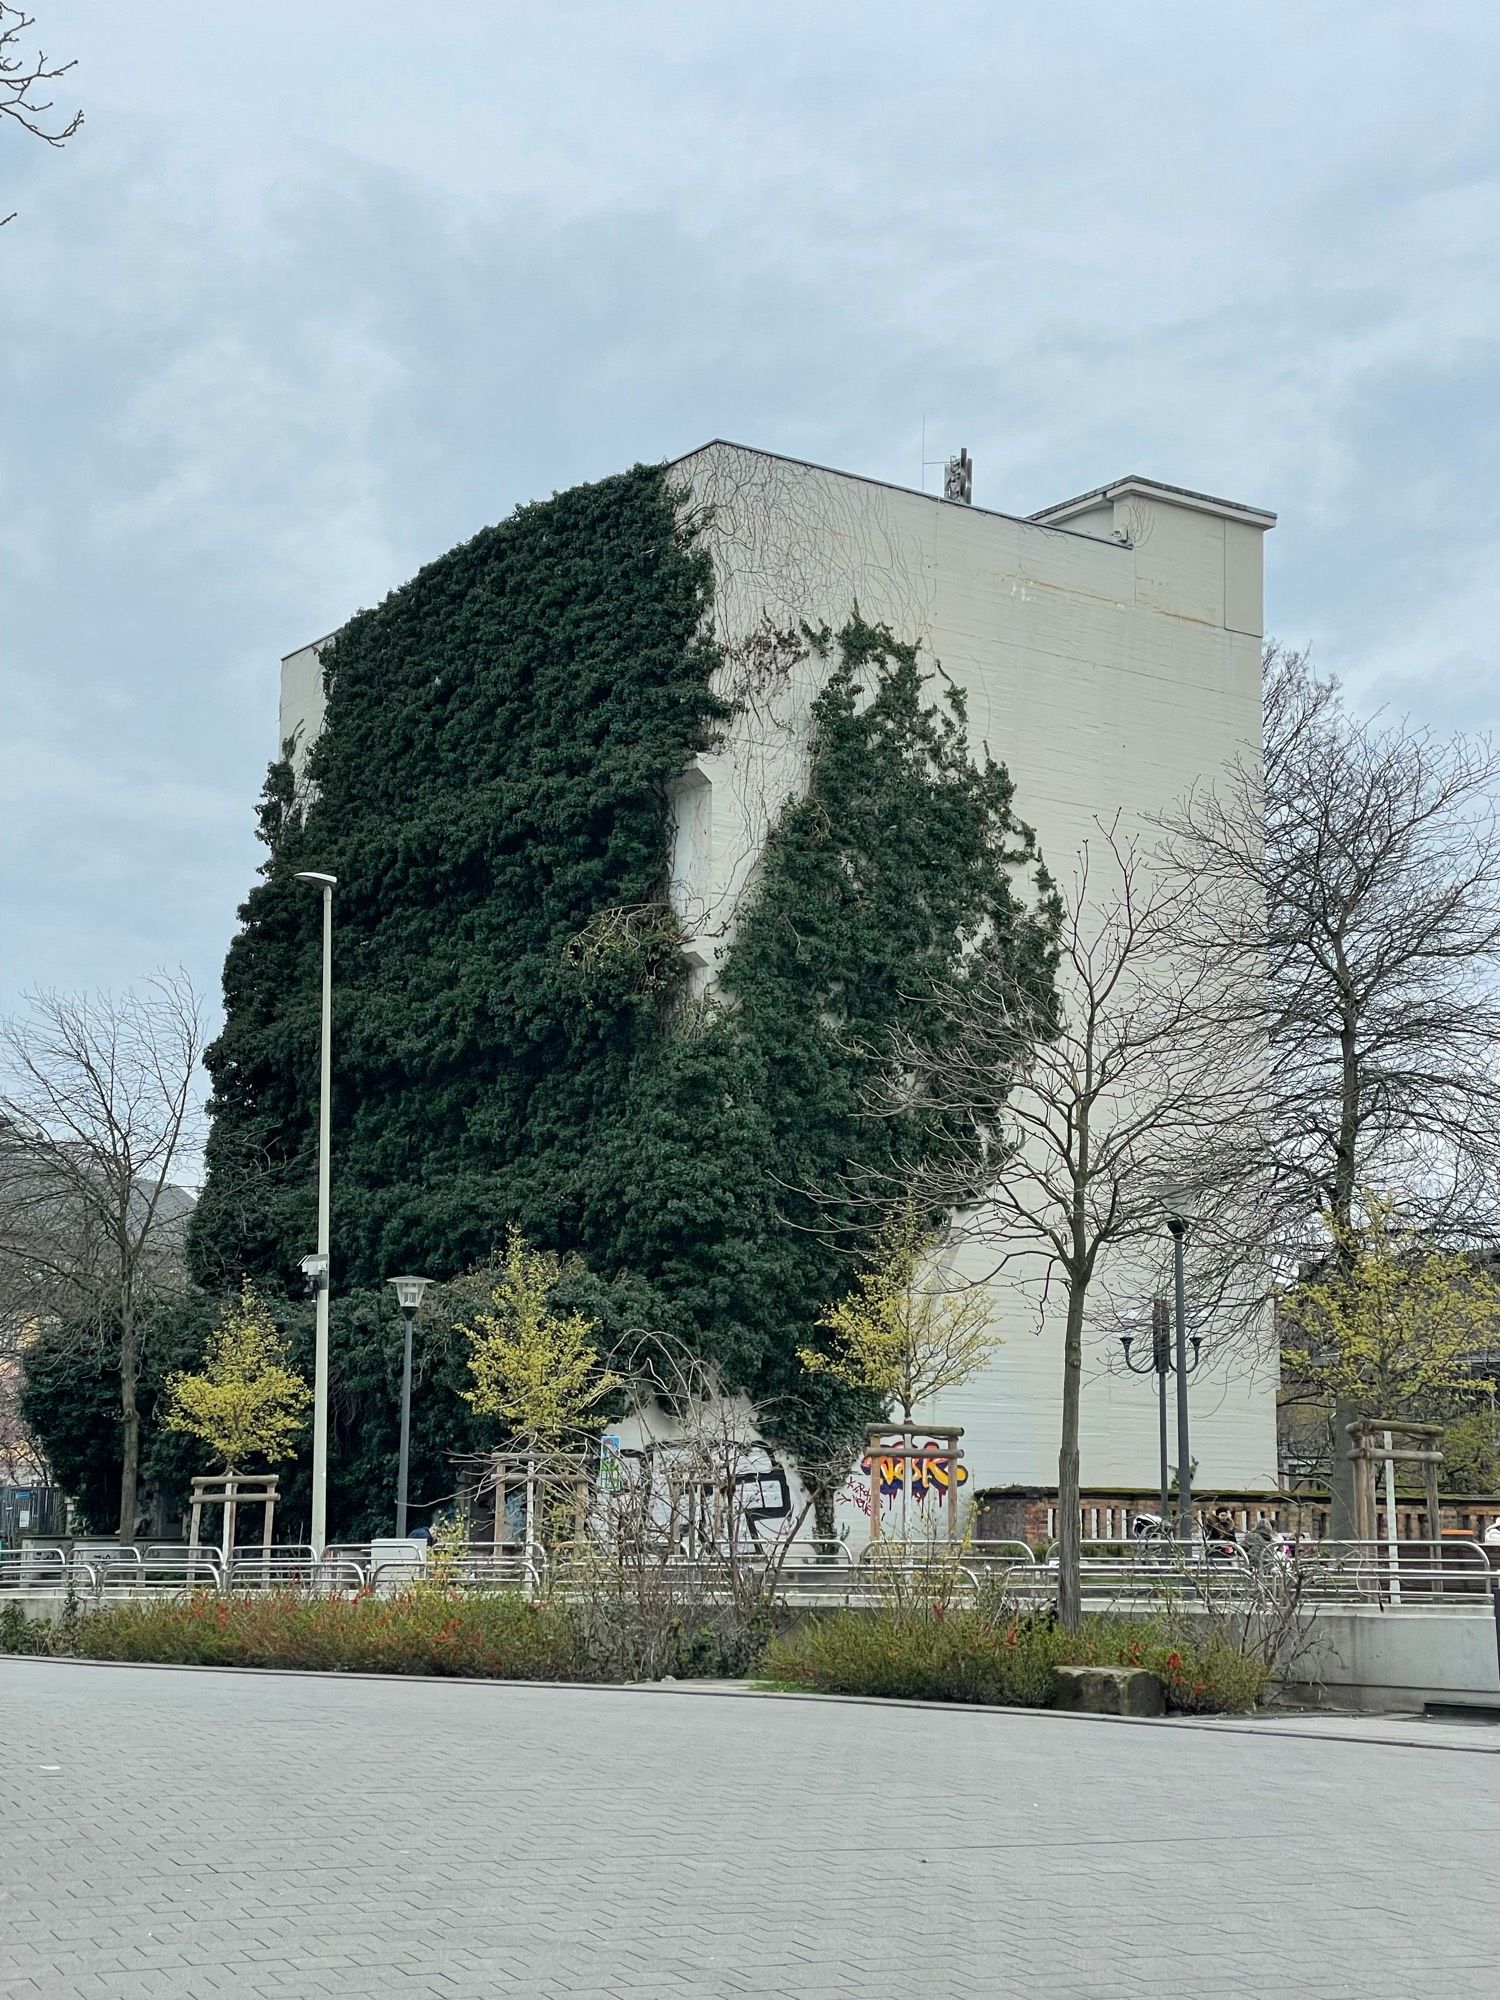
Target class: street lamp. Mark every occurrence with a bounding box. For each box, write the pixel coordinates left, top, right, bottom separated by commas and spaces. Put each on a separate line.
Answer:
1122, 1296, 1202, 1527
388, 1275, 431, 1538
294, 869, 337, 1555
1165, 1198, 1197, 1543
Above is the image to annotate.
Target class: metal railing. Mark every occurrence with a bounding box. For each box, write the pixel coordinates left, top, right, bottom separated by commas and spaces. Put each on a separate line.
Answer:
5, 1533, 1494, 1617
1278, 1538, 1492, 1607
861, 1538, 1035, 1571
226, 1550, 366, 1594
0, 1548, 79, 1592
371, 1547, 543, 1593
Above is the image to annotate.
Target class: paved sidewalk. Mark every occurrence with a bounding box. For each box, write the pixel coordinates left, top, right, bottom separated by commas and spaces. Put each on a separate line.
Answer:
3, 1661, 1497, 1999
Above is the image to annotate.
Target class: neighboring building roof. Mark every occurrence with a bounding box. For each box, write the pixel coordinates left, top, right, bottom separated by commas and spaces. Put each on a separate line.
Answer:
1031, 474, 1277, 532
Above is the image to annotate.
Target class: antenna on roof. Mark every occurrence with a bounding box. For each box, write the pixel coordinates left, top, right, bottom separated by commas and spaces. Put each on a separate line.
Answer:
920, 415, 948, 492
943, 448, 973, 505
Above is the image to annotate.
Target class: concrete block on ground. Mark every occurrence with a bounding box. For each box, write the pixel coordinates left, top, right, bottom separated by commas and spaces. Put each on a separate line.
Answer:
1053, 1664, 1165, 1717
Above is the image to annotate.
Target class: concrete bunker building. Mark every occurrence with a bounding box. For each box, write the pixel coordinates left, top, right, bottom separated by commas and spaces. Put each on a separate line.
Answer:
279, 440, 1279, 1517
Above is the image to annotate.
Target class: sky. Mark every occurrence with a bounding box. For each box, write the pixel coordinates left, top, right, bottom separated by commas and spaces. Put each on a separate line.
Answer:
2, 0, 1498, 1030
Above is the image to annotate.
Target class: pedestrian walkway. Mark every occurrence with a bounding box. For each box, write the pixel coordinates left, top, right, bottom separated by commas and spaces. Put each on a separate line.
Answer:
3, 1660, 1496, 1998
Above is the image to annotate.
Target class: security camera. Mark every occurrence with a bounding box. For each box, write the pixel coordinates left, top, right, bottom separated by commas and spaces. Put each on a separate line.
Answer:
299, 1252, 330, 1297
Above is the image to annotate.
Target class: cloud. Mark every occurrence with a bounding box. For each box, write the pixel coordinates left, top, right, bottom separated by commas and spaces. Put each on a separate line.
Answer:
3, 0, 1497, 1013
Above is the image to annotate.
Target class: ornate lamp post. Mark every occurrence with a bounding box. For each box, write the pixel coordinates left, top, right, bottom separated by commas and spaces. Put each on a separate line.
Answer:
388, 1275, 431, 1538
1122, 1296, 1202, 1528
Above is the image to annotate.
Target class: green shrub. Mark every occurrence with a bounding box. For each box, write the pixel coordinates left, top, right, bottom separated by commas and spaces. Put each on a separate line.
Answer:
8, 1587, 778, 1685
0, 1601, 53, 1656
761, 1610, 1270, 1715
35, 1589, 589, 1680
761, 1610, 1058, 1707
4, 1591, 1273, 1714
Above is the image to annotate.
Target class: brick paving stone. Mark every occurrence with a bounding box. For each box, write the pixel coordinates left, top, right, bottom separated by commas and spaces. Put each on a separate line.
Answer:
3, 1660, 1499, 1997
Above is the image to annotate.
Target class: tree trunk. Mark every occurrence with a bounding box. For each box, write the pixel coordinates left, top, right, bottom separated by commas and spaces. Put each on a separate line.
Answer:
1328, 973, 1360, 1541
117, 1309, 140, 1544
1328, 1393, 1358, 1542
1056, 1279, 1086, 1631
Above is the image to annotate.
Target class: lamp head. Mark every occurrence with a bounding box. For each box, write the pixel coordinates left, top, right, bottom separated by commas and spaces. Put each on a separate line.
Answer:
294, 871, 338, 891
389, 1274, 431, 1313
1160, 1178, 1199, 1232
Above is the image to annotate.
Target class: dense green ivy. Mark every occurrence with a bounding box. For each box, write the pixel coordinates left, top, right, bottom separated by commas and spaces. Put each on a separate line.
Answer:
141, 466, 1057, 1538
189, 463, 726, 1293
710, 619, 1054, 1440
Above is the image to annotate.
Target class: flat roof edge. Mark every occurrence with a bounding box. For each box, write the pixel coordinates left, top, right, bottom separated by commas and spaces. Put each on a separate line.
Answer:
281, 630, 341, 665
668, 439, 1129, 547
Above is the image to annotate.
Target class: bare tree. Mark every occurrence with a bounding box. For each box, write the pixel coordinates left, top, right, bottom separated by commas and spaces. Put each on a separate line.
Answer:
0, 1343, 45, 1486
1, 3, 82, 225
1161, 645, 1500, 1524
869, 823, 1256, 1628
0, 974, 205, 1538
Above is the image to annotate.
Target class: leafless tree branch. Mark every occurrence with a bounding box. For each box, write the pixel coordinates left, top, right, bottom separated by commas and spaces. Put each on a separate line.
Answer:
1, 4, 82, 225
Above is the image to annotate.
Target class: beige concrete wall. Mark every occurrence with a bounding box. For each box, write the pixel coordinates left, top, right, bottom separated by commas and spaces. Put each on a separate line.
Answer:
278, 637, 328, 777
672, 444, 1279, 1507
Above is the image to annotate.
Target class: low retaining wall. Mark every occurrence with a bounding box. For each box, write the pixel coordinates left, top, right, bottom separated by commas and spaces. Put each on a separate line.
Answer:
1279, 1606, 1500, 1713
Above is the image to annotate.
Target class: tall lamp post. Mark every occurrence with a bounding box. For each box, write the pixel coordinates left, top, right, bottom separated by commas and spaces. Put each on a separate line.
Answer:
1122, 1295, 1202, 1527
388, 1275, 431, 1538
1167, 1208, 1195, 1542
295, 869, 337, 1556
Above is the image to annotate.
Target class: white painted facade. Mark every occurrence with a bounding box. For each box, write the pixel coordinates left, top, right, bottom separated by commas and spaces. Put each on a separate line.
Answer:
664, 444, 1280, 1517
278, 441, 1280, 1524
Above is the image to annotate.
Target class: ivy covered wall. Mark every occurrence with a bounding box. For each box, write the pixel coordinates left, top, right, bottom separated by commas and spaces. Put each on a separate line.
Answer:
174, 463, 1054, 1527
190, 464, 726, 1295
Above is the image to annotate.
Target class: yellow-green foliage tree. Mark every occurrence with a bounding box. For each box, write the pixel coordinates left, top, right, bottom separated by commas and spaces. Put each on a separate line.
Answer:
798, 1208, 1001, 1423
459, 1229, 621, 1443
163, 1282, 312, 1469
1437, 1406, 1500, 1494
1281, 1201, 1499, 1420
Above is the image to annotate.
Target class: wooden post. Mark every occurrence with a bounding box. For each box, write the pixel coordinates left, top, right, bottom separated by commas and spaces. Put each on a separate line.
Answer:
945, 1428, 963, 1543
1423, 1454, 1443, 1548
1350, 1426, 1375, 1543
223, 1471, 238, 1570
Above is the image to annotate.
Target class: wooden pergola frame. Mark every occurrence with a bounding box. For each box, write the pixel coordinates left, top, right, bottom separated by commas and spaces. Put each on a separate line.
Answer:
1346, 1419, 1444, 1545
187, 1470, 279, 1565
864, 1424, 965, 1544
452, 1447, 593, 1553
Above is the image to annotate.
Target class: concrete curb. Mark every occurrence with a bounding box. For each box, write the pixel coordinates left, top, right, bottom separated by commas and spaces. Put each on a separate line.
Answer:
5, 1651, 1498, 1754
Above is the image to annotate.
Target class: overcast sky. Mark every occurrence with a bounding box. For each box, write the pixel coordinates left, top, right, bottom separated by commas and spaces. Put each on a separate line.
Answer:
3, 1, 1497, 1025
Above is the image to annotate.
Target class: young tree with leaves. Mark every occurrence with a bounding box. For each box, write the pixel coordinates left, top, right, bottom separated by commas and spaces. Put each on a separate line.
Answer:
459, 1230, 621, 1445
798, 1206, 1001, 1424
163, 1281, 312, 1472
1280, 1201, 1498, 1426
